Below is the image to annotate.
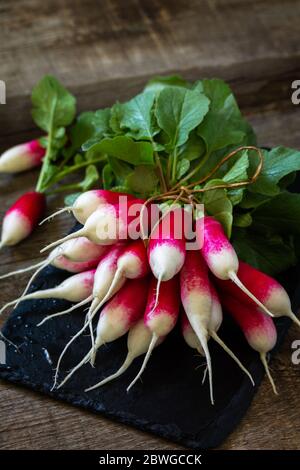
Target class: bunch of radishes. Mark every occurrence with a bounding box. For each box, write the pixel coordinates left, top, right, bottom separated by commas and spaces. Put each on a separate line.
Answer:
1, 188, 298, 404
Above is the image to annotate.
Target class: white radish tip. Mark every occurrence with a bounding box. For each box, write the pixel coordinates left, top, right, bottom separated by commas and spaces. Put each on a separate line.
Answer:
210, 331, 254, 386
191, 323, 214, 405
228, 271, 274, 318
260, 353, 278, 395
40, 231, 82, 253
37, 295, 93, 327
126, 334, 158, 392
39, 207, 73, 226
85, 354, 133, 392
287, 311, 300, 328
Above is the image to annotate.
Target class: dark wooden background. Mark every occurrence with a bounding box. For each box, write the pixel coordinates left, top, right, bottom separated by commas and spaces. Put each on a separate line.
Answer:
1, 0, 300, 450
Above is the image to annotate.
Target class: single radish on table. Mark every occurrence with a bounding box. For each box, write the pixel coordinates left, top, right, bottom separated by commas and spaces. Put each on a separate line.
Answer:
127, 275, 180, 391
198, 216, 273, 317
0, 139, 45, 174
221, 293, 278, 394
40, 190, 135, 225
85, 319, 165, 391
0, 191, 46, 249
216, 260, 300, 327
180, 249, 214, 403
56, 277, 149, 389
41, 198, 145, 253
0, 270, 96, 316
148, 207, 187, 309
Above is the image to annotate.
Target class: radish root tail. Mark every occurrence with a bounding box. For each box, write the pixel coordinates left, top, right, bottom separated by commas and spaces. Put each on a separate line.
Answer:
39, 207, 73, 226
228, 271, 274, 318
52, 309, 99, 389
37, 295, 93, 327
0, 260, 45, 281
210, 331, 254, 386
127, 334, 158, 392
287, 311, 300, 328
55, 349, 92, 391
192, 323, 214, 405
260, 352, 278, 395
85, 354, 133, 391
40, 229, 85, 253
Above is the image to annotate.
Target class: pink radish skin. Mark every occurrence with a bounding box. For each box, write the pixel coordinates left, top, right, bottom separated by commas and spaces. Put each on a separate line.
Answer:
40, 190, 135, 225
221, 294, 278, 394
148, 208, 186, 311
127, 275, 180, 391
0, 140, 45, 174
180, 249, 214, 403
41, 199, 145, 253
56, 277, 149, 389
217, 261, 299, 327
0, 191, 46, 248
86, 319, 164, 391
0, 270, 95, 315
198, 216, 273, 317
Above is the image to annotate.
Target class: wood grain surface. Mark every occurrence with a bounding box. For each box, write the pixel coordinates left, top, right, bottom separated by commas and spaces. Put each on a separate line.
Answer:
1, 0, 300, 450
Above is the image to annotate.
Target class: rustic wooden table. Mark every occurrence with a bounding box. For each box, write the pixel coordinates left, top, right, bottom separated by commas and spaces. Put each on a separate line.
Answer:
1, 0, 300, 450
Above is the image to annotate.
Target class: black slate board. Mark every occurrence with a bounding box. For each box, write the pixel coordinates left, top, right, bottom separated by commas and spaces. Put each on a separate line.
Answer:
0, 261, 299, 449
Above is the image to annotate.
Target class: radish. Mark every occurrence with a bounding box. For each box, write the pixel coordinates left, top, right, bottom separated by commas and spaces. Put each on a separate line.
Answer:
217, 260, 300, 327
83, 240, 149, 365
127, 275, 180, 391
0, 237, 107, 280
148, 207, 186, 309
51, 245, 126, 385
40, 198, 145, 253
40, 190, 134, 225
0, 270, 95, 315
56, 277, 149, 389
181, 285, 254, 385
199, 216, 273, 317
85, 319, 164, 391
89, 239, 150, 325
0, 139, 45, 174
221, 293, 278, 394
180, 249, 214, 403
0, 191, 46, 249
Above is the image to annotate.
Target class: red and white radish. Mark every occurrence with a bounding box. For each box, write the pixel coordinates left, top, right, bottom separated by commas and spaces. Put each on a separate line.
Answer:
0, 270, 95, 315
51, 245, 126, 384
127, 275, 180, 391
180, 249, 214, 403
148, 207, 186, 309
89, 239, 150, 326
221, 293, 278, 394
0, 139, 45, 174
85, 319, 164, 391
0, 237, 107, 281
41, 198, 145, 253
0, 191, 46, 249
199, 216, 273, 317
40, 190, 134, 225
56, 277, 149, 389
217, 260, 300, 327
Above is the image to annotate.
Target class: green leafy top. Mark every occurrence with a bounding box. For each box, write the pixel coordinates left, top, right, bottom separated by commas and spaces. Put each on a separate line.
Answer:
31, 74, 300, 275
